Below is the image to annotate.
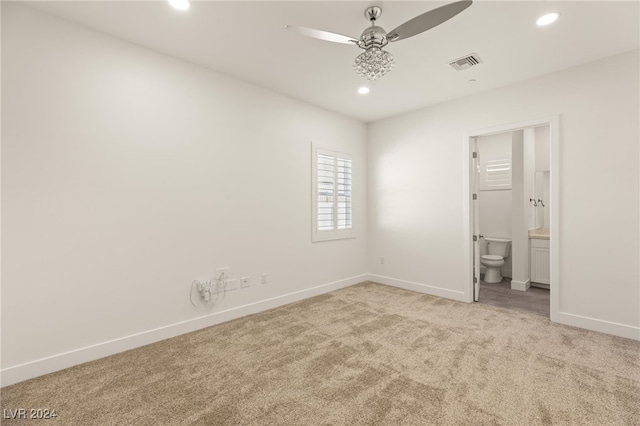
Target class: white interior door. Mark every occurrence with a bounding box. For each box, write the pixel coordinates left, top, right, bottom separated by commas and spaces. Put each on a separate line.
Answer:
472, 137, 481, 301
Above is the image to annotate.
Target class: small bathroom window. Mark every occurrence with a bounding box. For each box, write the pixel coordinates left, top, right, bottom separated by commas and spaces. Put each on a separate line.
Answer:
480, 155, 512, 190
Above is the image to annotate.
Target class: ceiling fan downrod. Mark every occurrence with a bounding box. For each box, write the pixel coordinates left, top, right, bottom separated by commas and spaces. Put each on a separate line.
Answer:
357, 7, 389, 50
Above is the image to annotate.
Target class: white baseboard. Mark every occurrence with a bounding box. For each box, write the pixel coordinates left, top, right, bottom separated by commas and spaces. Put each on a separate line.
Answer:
367, 274, 468, 302
1, 274, 367, 387
557, 312, 640, 341
510, 279, 530, 291
6, 274, 637, 387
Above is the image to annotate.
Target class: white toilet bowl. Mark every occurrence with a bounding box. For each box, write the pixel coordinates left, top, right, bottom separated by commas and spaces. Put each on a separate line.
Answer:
481, 255, 505, 283
480, 238, 511, 284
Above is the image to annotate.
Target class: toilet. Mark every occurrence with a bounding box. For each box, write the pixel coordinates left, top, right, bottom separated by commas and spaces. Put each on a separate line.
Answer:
481, 237, 512, 283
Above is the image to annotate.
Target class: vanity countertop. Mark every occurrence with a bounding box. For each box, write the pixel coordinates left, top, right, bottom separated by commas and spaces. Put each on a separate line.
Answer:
529, 228, 550, 240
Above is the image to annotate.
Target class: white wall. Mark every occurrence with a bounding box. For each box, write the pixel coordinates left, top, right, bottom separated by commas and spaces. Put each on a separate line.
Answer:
477, 132, 512, 241
1, 4, 367, 383
478, 191, 512, 240
523, 129, 536, 233
476, 132, 512, 277
511, 130, 532, 290
535, 125, 550, 172
368, 49, 640, 338
534, 126, 551, 228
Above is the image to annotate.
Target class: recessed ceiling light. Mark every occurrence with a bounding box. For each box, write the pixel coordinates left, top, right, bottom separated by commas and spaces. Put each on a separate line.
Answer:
168, 0, 190, 11
357, 87, 370, 95
536, 12, 560, 26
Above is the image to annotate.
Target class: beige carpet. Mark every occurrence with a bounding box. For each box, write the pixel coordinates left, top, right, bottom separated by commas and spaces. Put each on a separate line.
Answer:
2, 282, 639, 425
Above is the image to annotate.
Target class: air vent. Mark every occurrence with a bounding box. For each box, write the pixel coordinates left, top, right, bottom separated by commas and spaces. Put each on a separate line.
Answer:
448, 53, 482, 71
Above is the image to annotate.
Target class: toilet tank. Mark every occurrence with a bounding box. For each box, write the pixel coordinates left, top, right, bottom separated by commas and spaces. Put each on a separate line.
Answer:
485, 237, 512, 258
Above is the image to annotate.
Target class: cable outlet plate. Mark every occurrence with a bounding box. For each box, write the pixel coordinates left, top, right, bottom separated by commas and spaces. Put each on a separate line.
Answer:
261, 273, 268, 285
240, 277, 250, 288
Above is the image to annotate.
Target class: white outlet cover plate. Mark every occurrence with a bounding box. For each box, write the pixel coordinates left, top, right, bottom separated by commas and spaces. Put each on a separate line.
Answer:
226, 279, 238, 291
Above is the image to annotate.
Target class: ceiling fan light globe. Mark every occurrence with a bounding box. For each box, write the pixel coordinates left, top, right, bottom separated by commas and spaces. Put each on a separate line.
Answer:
354, 48, 395, 81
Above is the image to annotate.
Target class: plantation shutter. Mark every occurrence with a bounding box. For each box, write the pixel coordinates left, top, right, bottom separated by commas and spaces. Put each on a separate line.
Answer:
480, 156, 512, 190
317, 153, 335, 231
337, 156, 352, 230
312, 146, 354, 241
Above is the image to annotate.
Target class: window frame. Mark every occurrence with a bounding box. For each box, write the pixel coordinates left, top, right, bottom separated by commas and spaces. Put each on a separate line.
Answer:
311, 144, 355, 242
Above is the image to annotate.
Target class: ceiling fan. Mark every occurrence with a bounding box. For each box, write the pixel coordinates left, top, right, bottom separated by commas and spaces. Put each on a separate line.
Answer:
286, 1, 473, 82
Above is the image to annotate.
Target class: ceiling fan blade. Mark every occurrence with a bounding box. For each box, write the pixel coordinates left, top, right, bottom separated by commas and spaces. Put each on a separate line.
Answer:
387, 0, 473, 42
285, 26, 358, 45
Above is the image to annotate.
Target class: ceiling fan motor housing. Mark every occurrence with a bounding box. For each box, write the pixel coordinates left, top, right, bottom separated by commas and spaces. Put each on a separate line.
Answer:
357, 26, 389, 50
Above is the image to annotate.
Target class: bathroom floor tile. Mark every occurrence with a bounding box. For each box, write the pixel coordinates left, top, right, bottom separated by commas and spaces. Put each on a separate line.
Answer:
478, 278, 550, 317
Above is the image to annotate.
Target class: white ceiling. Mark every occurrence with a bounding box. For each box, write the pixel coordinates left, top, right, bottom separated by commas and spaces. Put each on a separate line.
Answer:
24, 1, 640, 123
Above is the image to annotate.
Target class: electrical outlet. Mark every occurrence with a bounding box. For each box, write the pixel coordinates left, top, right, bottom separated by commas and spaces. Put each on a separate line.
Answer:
225, 278, 237, 291
261, 274, 268, 285
240, 277, 250, 288
380, 257, 385, 264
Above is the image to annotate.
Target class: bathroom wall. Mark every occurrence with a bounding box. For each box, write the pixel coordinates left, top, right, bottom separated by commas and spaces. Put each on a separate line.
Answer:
534, 125, 551, 228
477, 132, 513, 240
511, 129, 534, 290
477, 132, 512, 277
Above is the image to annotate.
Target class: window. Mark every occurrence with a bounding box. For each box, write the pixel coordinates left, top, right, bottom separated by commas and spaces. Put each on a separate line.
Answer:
480, 155, 512, 191
312, 145, 354, 242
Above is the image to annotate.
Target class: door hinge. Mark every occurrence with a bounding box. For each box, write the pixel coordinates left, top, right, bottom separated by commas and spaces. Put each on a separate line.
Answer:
473, 277, 478, 284
473, 235, 478, 242
472, 152, 477, 159
472, 193, 477, 200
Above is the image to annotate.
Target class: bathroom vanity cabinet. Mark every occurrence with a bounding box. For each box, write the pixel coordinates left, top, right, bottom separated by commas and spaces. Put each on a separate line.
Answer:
530, 238, 550, 285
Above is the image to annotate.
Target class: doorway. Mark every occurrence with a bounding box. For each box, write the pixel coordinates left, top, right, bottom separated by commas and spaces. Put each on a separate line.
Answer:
462, 116, 560, 322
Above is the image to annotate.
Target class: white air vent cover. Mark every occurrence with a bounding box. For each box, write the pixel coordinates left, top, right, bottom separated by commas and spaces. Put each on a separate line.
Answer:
448, 53, 482, 71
